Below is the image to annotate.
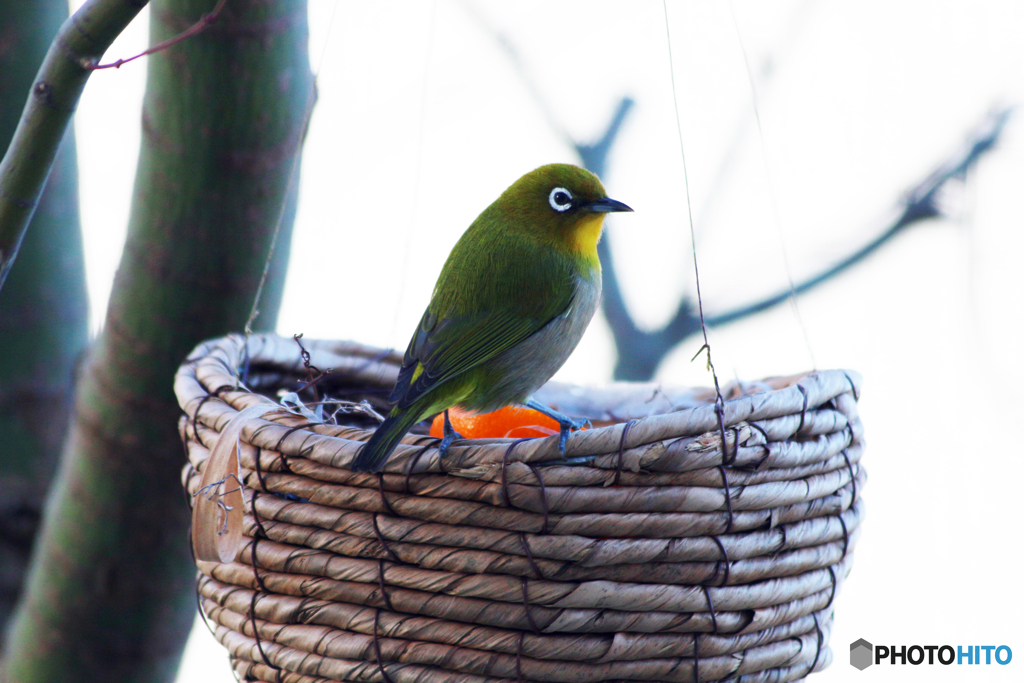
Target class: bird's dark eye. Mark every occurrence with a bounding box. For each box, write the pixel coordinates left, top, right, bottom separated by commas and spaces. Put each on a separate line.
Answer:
548, 187, 573, 212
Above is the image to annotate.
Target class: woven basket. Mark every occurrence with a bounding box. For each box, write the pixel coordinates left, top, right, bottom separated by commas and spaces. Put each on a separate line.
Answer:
176, 333, 864, 683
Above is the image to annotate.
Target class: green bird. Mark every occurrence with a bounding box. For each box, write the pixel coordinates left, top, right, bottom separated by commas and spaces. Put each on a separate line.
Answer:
352, 163, 632, 473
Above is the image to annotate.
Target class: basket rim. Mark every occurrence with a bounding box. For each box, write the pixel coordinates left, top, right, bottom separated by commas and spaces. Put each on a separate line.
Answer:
175, 333, 862, 475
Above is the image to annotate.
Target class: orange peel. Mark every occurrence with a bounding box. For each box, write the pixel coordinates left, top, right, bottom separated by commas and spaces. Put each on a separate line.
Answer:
430, 405, 577, 440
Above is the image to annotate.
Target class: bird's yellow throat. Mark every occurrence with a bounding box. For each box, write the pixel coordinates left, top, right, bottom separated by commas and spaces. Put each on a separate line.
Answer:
571, 213, 605, 267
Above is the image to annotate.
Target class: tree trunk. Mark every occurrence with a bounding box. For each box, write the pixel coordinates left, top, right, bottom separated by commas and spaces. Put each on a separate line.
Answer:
0, 0, 88, 644
1, 0, 312, 679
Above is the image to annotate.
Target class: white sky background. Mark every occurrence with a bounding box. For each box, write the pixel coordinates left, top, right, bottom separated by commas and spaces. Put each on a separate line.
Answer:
67, 1, 1024, 681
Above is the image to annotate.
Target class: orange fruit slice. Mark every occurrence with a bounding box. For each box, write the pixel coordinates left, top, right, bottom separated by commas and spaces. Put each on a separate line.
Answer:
430, 405, 569, 439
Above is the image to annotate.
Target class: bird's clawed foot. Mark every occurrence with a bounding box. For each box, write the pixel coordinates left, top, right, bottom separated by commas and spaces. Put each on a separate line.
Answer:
525, 399, 589, 458
437, 409, 463, 459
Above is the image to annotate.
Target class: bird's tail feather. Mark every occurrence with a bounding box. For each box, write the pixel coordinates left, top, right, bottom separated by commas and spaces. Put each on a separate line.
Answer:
352, 406, 424, 473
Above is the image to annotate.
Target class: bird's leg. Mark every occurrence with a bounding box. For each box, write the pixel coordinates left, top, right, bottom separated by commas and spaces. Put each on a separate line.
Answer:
524, 399, 590, 457
437, 409, 463, 459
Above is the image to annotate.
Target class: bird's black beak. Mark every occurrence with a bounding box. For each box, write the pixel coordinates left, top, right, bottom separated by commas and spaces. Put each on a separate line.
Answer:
587, 197, 633, 213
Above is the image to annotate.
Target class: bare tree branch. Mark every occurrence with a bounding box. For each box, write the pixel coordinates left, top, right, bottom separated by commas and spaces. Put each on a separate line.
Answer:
707, 106, 1012, 328
582, 104, 1011, 380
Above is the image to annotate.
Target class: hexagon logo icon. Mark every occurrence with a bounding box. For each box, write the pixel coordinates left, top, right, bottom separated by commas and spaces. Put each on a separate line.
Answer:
850, 639, 873, 670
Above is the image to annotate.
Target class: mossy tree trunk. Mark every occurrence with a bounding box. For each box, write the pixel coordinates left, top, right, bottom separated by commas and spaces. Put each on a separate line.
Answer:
1, 0, 312, 680
0, 0, 88, 643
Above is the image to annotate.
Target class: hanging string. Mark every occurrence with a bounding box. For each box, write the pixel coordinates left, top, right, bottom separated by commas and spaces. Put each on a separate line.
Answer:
662, 1, 727, 408
242, 2, 341, 378
960, 161, 982, 347
389, 0, 440, 346
728, 0, 817, 369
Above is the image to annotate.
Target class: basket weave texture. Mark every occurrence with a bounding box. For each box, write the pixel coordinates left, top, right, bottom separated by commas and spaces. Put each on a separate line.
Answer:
176, 334, 865, 683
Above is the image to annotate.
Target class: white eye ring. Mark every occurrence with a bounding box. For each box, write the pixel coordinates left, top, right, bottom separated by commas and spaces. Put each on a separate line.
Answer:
548, 187, 573, 212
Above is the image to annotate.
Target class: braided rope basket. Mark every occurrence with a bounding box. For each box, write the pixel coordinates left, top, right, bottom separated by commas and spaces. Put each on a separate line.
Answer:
176, 333, 865, 683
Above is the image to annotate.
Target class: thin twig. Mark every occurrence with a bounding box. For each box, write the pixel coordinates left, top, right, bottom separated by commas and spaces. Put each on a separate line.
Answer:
86, 0, 227, 70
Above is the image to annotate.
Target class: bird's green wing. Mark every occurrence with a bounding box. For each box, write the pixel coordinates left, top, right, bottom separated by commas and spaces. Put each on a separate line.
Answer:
389, 245, 577, 411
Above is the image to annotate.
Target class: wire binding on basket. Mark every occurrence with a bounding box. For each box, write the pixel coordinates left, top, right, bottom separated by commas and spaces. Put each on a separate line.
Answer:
371, 514, 400, 564
613, 419, 637, 485
521, 576, 542, 634
372, 609, 395, 683
377, 559, 394, 612
716, 465, 735, 533
711, 535, 731, 587
693, 633, 701, 683
516, 632, 526, 682
837, 514, 850, 558
714, 403, 734, 468
376, 473, 396, 516
247, 585, 278, 677
526, 463, 551, 534
248, 535, 269, 594
842, 449, 858, 505
518, 533, 544, 579
702, 586, 719, 634
796, 385, 810, 434
810, 612, 824, 672
192, 384, 232, 443
403, 442, 434, 492
827, 566, 838, 608
501, 438, 531, 508
842, 371, 860, 401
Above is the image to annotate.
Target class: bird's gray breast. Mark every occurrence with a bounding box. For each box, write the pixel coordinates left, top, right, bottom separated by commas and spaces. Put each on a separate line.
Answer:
471, 269, 602, 411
